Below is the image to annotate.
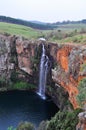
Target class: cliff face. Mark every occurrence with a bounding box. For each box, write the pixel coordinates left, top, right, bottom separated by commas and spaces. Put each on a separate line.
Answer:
52, 44, 86, 109
0, 34, 15, 84
0, 34, 86, 109
16, 37, 36, 75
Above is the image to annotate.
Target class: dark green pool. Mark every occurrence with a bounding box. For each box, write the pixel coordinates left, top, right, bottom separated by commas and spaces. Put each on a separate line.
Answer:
0, 90, 58, 129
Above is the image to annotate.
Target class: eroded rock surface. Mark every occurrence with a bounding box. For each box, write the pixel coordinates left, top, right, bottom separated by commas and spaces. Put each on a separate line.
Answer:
76, 111, 86, 130
0, 34, 15, 82
52, 44, 86, 109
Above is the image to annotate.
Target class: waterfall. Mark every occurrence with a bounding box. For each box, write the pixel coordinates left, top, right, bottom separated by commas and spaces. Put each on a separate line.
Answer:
37, 44, 49, 99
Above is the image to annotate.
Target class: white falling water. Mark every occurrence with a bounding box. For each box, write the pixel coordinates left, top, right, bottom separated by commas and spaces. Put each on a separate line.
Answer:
37, 44, 49, 99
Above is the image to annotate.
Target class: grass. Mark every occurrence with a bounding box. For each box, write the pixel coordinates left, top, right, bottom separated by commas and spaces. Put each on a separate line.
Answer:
11, 81, 36, 90
0, 22, 86, 44
56, 34, 86, 44
0, 22, 42, 39
43, 24, 86, 44
53, 23, 86, 33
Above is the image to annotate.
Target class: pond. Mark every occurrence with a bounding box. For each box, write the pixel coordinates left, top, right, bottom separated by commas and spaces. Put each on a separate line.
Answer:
0, 90, 58, 129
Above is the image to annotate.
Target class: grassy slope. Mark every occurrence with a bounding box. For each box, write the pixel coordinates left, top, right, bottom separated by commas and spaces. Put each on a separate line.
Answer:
0, 22, 86, 44
47, 24, 86, 44
0, 22, 42, 39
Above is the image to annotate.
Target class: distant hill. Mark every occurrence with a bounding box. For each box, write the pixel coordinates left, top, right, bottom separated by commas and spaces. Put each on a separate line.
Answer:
29, 21, 47, 25
0, 16, 56, 30
0, 16, 86, 30
51, 19, 86, 25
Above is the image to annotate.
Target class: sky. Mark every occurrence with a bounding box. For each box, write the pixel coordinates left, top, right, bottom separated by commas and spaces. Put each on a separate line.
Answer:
0, 0, 86, 23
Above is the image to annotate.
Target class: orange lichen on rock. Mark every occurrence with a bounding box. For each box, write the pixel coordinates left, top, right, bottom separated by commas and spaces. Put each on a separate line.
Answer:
16, 38, 24, 54
60, 80, 79, 109
55, 44, 86, 109
57, 45, 73, 72
70, 75, 78, 86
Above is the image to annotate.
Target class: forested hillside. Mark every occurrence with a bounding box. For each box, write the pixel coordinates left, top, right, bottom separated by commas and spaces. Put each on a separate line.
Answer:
0, 16, 56, 30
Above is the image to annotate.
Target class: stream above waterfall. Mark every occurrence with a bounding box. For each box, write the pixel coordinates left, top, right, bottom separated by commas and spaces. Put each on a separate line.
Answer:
0, 90, 58, 129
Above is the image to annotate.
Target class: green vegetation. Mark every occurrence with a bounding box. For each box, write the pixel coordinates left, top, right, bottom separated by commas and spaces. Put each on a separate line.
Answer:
0, 22, 42, 39
46, 109, 81, 130
43, 25, 86, 44
17, 122, 35, 130
7, 126, 16, 130
7, 122, 35, 130
38, 109, 82, 130
80, 62, 86, 72
0, 16, 86, 30
13, 81, 29, 89
0, 16, 56, 30
9, 70, 36, 90
7, 109, 81, 130
12, 81, 35, 90
38, 121, 48, 130
0, 21, 86, 44
76, 78, 86, 107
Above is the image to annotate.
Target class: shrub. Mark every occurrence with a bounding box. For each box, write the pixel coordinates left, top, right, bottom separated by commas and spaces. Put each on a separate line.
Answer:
12, 81, 36, 90
13, 81, 28, 89
76, 78, 86, 107
17, 121, 35, 130
46, 109, 82, 130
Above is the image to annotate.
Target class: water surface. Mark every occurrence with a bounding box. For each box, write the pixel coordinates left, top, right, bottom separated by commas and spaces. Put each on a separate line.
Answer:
0, 91, 58, 129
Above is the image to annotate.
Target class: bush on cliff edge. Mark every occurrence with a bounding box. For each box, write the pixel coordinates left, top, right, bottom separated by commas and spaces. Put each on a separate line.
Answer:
39, 109, 82, 130
76, 78, 86, 108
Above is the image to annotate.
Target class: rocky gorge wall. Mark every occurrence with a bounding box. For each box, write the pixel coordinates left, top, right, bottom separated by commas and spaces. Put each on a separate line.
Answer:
0, 34, 15, 88
0, 34, 86, 109
51, 43, 86, 109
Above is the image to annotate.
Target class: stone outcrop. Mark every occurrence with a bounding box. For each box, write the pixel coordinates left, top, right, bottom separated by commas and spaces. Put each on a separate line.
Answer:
76, 111, 86, 130
16, 37, 36, 75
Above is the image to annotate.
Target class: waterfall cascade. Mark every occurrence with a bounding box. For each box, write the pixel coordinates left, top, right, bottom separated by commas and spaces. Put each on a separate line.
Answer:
37, 44, 49, 99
